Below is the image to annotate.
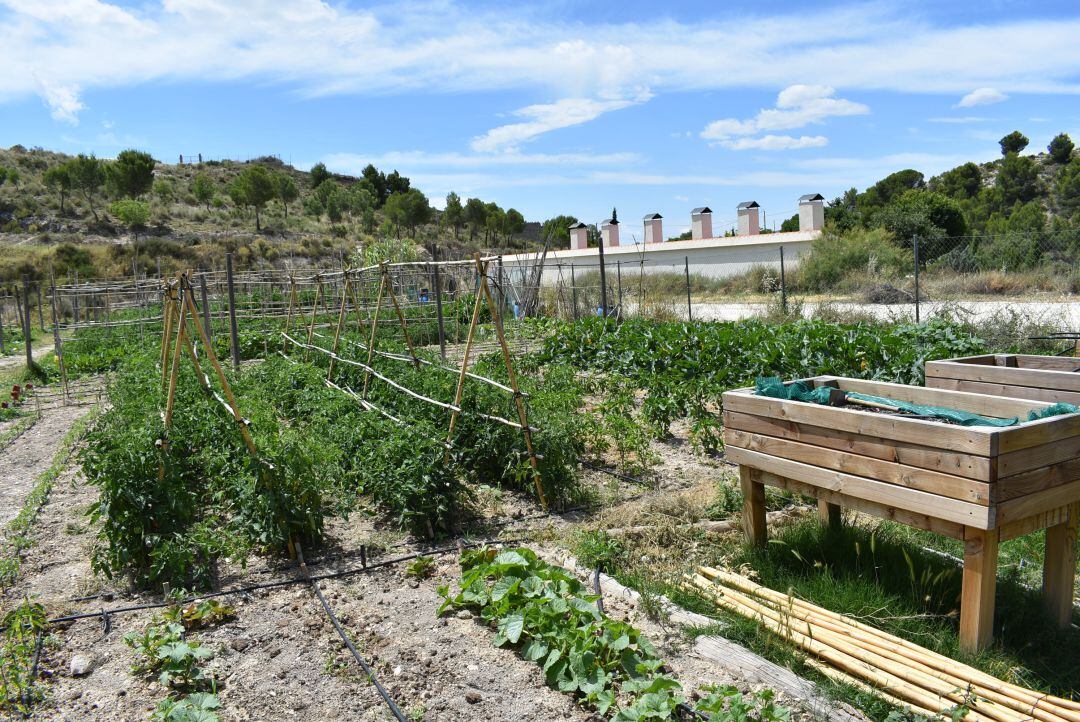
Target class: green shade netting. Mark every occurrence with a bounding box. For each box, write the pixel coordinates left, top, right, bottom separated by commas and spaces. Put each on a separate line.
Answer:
753, 377, 1080, 428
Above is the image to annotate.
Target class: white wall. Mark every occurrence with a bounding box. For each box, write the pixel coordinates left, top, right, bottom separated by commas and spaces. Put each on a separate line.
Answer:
500, 229, 819, 290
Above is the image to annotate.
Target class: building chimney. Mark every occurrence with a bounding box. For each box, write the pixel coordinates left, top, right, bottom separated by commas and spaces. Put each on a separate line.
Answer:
798, 193, 825, 231
569, 222, 589, 250
691, 207, 712, 240
737, 201, 760, 236
642, 213, 663, 244
601, 218, 620, 247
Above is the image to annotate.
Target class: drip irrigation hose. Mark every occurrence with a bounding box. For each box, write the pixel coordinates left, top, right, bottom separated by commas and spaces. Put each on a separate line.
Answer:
593, 567, 605, 615
297, 543, 407, 722
48, 538, 520, 625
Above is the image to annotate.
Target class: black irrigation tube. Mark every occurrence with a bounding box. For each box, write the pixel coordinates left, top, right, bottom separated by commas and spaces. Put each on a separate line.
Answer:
47, 538, 519, 625
297, 544, 408, 722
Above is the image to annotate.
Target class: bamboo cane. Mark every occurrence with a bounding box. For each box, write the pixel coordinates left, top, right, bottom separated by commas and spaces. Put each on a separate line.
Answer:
383, 265, 421, 369
804, 658, 944, 719
698, 567, 1080, 720
361, 274, 386, 400
691, 575, 1062, 722
477, 261, 548, 510
445, 257, 486, 444
682, 576, 1018, 722
328, 276, 350, 379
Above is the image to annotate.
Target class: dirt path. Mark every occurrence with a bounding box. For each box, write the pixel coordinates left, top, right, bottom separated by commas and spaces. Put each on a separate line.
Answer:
0, 341, 55, 372
0, 405, 88, 527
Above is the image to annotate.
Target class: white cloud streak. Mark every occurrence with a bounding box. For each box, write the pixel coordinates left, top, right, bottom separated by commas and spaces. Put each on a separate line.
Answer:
701, 85, 867, 150
470, 93, 651, 153
956, 87, 1008, 108
4, 2, 1080, 124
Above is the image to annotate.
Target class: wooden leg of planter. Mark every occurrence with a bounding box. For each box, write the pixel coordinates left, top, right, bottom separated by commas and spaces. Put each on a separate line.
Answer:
960, 526, 999, 653
740, 466, 767, 546
817, 499, 842, 530
1042, 504, 1078, 628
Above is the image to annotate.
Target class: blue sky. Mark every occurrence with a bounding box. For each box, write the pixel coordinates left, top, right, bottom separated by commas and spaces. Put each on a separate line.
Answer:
3, 1, 1080, 238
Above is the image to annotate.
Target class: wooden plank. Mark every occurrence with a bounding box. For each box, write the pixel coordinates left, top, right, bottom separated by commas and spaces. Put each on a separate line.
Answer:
996, 412, 1080, 454
722, 391, 994, 456
927, 359, 1080, 393
740, 466, 767, 546
927, 376, 1080, 405
1016, 355, 1080, 372
727, 446, 991, 528
997, 479, 1080, 526
1042, 503, 1079, 628
723, 411, 993, 481
996, 456, 1080, 501
960, 526, 999, 654
824, 375, 1053, 418
724, 429, 992, 505
997, 433, 1080, 477
998, 506, 1070, 542
753, 468, 965, 539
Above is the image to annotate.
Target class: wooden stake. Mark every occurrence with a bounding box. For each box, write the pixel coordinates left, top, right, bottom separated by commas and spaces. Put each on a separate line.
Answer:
361, 274, 386, 400
328, 276, 350, 379
445, 257, 487, 444
383, 265, 421, 369
477, 258, 548, 510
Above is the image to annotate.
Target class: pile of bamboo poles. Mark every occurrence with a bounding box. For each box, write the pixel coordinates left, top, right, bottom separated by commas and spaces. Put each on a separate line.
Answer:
681, 567, 1079, 722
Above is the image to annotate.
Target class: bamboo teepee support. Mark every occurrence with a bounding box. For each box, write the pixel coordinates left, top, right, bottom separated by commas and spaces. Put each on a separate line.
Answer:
687, 568, 1079, 722
328, 276, 350, 379
360, 273, 386, 400
477, 256, 548, 510
444, 257, 486, 444
382, 264, 422, 370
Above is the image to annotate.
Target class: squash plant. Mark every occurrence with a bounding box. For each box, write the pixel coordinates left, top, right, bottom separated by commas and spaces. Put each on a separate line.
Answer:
439, 547, 792, 721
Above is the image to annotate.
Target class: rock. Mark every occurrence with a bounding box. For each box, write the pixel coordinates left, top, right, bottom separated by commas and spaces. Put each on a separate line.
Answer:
69, 654, 95, 677
454, 609, 472, 620
230, 637, 253, 652
465, 690, 482, 704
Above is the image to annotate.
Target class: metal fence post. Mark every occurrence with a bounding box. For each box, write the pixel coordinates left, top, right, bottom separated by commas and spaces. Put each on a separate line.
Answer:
597, 235, 608, 318
0, 293, 6, 355
226, 253, 241, 369
913, 235, 921, 323
684, 256, 692, 322
199, 273, 212, 342
570, 265, 579, 320
779, 246, 787, 313
22, 275, 33, 371
616, 261, 622, 316
36, 284, 45, 331
432, 245, 447, 360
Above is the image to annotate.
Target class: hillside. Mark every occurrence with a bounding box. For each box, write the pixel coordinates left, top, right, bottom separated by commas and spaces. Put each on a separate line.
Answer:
0, 146, 542, 283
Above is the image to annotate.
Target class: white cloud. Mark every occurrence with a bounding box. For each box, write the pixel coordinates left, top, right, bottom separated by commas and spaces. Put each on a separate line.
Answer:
701, 85, 866, 150
4, 3, 1080, 125
36, 79, 85, 124
720, 134, 829, 151
471, 93, 652, 153
956, 87, 1008, 108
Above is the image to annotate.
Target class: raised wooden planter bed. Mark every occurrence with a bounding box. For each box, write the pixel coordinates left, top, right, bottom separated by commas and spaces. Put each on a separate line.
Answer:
722, 376, 1080, 652
927, 354, 1080, 405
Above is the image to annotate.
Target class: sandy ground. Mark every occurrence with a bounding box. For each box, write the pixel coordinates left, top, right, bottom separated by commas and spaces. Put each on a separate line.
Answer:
0, 405, 89, 526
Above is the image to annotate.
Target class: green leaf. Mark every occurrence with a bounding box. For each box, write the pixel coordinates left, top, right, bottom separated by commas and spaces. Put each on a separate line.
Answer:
492, 551, 529, 568
491, 576, 520, 602
497, 613, 524, 645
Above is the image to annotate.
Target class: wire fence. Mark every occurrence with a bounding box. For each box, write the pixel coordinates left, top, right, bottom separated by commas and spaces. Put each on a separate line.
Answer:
6, 229, 1080, 398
